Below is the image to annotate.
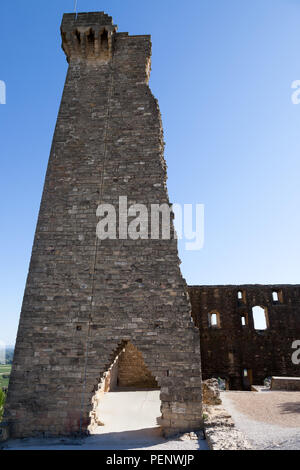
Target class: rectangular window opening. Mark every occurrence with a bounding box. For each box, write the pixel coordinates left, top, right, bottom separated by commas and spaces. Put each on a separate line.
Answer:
209, 312, 221, 328
252, 306, 268, 330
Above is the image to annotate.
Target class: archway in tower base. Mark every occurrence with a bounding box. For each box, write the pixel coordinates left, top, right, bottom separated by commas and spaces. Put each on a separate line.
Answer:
88, 341, 161, 435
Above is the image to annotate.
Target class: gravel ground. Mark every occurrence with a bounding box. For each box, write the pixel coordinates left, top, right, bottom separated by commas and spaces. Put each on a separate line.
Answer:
221, 391, 300, 450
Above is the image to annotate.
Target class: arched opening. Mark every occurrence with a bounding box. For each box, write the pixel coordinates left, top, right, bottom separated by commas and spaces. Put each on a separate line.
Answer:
86, 28, 95, 55
252, 306, 269, 330
242, 368, 253, 390
208, 311, 221, 328
272, 291, 279, 302
237, 290, 245, 301
88, 341, 161, 437
75, 29, 81, 44
100, 29, 109, 52
272, 290, 283, 303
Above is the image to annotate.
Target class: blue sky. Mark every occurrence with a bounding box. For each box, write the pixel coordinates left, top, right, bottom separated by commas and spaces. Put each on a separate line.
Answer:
1, 0, 300, 344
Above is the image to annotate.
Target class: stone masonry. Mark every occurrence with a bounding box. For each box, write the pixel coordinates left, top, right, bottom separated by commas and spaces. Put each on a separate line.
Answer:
4, 12, 203, 438
117, 342, 159, 389
271, 376, 300, 391
189, 284, 300, 390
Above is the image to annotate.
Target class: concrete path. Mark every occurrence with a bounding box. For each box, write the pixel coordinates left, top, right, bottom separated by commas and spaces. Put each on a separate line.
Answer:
3, 390, 208, 450
221, 391, 300, 450
93, 389, 161, 434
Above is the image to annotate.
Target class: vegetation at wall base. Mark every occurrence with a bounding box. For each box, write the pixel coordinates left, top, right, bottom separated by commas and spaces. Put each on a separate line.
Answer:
0, 388, 6, 421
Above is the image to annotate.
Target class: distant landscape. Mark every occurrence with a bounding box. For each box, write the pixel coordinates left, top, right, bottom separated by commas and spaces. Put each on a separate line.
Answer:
0, 364, 11, 389
0, 347, 14, 390
5, 347, 14, 365
0, 348, 13, 420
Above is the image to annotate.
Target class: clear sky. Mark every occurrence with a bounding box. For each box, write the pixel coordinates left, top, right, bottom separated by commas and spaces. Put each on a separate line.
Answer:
1, 0, 300, 345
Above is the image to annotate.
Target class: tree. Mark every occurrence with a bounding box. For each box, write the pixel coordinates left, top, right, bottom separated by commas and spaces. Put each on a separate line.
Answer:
0, 388, 6, 421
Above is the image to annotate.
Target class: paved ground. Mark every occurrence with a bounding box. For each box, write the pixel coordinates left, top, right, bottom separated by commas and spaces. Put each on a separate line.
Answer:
221, 390, 300, 450
3, 390, 208, 450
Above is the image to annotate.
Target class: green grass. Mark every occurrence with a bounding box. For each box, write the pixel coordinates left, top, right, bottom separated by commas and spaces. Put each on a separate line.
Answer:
0, 365, 11, 389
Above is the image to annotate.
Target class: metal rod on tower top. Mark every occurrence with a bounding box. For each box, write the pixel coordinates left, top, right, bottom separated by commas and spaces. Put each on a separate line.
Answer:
74, 0, 78, 19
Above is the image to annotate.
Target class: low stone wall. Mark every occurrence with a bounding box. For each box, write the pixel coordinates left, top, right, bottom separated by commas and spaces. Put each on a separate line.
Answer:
271, 376, 300, 391
202, 379, 222, 405
204, 405, 252, 450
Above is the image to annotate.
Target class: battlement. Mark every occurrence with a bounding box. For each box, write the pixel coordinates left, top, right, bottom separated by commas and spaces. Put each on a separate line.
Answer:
61, 12, 118, 63
61, 12, 116, 29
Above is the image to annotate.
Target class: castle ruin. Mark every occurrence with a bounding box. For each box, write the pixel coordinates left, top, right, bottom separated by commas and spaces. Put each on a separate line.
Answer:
3, 10, 300, 442
189, 284, 300, 390
4, 12, 203, 438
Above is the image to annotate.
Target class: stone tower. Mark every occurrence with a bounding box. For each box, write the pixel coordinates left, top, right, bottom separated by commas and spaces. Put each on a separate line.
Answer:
5, 12, 202, 438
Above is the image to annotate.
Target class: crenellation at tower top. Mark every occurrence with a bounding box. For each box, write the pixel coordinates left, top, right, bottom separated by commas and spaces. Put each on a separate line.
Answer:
61, 11, 116, 28
61, 12, 118, 63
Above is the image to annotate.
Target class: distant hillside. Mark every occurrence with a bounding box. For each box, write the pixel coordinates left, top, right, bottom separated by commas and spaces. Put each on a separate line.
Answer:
5, 347, 14, 364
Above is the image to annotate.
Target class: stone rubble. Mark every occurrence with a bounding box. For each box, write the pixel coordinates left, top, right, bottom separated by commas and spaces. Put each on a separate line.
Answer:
202, 378, 222, 406
203, 404, 253, 450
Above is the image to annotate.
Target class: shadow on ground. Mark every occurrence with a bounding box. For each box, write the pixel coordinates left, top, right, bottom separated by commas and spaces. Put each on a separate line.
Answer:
278, 402, 300, 414
3, 427, 208, 450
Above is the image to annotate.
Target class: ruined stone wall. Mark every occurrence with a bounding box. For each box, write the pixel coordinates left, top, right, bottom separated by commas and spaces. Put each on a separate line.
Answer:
188, 285, 300, 390
89, 351, 119, 430
5, 12, 202, 438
